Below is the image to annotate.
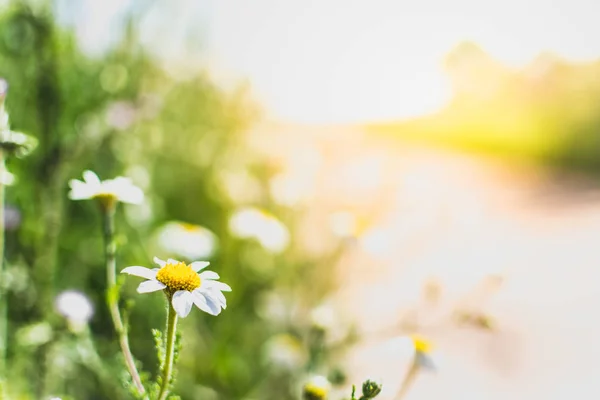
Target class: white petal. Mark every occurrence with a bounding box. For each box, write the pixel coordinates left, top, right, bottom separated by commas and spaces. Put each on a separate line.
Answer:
172, 290, 193, 318
109, 176, 133, 186
68, 179, 84, 190
153, 257, 166, 267
192, 289, 221, 316
203, 280, 232, 292
191, 261, 210, 272
121, 266, 157, 280
204, 292, 223, 314
207, 288, 227, 309
68, 180, 96, 200
108, 178, 144, 204
119, 186, 144, 204
83, 170, 101, 185
167, 258, 179, 265
416, 352, 436, 370
1, 170, 14, 186
137, 280, 166, 293
199, 270, 219, 280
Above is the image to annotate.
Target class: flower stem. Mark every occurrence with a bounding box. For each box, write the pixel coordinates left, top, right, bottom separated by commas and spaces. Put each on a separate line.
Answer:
102, 204, 148, 399
157, 301, 178, 400
394, 361, 420, 400
0, 149, 6, 376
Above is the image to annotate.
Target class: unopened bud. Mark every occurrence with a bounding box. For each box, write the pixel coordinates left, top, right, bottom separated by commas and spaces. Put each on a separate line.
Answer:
361, 379, 382, 398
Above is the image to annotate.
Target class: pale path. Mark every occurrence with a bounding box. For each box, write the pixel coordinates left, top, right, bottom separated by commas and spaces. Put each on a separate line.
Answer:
251, 123, 600, 400
322, 135, 600, 400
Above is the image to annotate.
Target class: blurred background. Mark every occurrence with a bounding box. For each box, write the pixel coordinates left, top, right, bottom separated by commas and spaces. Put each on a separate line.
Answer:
1, 0, 600, 399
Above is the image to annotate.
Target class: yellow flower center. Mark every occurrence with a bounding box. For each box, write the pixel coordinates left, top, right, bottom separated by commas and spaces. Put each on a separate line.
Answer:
179, 222, 199, 232
155, 261, 201, 293
303, 384, 328, 400
95, 193, 117, 210
411, 334, 432, 354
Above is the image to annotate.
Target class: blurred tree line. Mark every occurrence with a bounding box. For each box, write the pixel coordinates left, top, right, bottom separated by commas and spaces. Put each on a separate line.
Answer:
0, 2, 353, 399
371, 41, 600, 176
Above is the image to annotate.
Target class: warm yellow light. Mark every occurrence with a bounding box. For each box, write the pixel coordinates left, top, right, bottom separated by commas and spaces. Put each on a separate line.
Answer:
208, 0, 600, 124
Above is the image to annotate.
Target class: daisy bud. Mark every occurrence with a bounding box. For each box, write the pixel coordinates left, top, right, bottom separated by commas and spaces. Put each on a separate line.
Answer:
361, 379, 382, 398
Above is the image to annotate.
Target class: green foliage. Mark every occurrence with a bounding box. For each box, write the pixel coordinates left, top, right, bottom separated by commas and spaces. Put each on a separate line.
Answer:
152, 329, 165, 368
369, 44, 600, 176
0, 1, 353, 399
347, 380, 382, 400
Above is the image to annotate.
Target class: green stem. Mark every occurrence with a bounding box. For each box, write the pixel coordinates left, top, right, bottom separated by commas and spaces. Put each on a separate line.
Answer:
0, 149, 5, 376
102, 204, 148, 399
157, 301, 178, 400
394, 361, 419, 400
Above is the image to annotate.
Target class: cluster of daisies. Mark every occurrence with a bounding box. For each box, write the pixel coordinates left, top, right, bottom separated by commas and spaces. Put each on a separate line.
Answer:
68, 170, 231, 318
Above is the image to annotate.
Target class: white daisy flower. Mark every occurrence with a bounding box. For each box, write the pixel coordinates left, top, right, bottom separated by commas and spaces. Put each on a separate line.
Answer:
229, 207, 290, 253
1, 168, 15, 186
68, 170, 144, 205
302, 375, 331, 400
411, 334, 436, 370
55, 290, 94, 325
121, 257, 231, 318
158, 221, 217, 260
264, 333, 306, 369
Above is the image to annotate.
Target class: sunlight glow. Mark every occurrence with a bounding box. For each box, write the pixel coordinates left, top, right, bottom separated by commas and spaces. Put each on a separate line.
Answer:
207, 0, 600, 123
66, 0, 600, 123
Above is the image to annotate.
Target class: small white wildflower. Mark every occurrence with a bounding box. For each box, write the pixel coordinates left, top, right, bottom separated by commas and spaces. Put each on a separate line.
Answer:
121, 257, 231, 318
310, 303, 337, 330
390, 334, 436, 371
411, 334, 436, 370
264, 334, 306, 369
302, 375, 331, 400
1, 168, 14, 186
0, 113, 37, 157
0, 80, 37, 157
229, 207, 289, 253
68, 170, 144, 205
0, 130, 35, 149
158, 222, 217, 260
55, 290, 94, 326
310, 302, 351, 344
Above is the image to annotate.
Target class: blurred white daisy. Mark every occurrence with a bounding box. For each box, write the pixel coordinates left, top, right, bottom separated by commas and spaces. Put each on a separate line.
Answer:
55, 290, 94, 331
391, 334, 435, 371
158, 221, 217, 260
68, 170, 144, 205
302, 375, 331, 400
411, 334, 436, 370
0, 131, 37, 158
1, 168, 14, 186
264, 333, 306, 369
121, 257, 231, 318
229, 207, 290, 253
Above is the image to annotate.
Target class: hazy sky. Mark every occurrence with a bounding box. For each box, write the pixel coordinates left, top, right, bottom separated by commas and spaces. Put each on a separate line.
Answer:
207, 0, 600, 123
65, 0, 600, 124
